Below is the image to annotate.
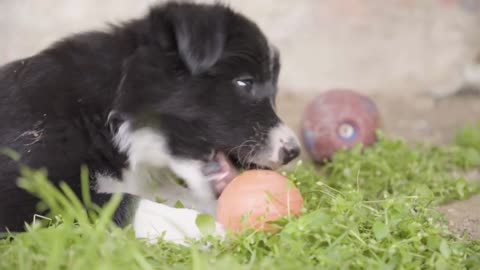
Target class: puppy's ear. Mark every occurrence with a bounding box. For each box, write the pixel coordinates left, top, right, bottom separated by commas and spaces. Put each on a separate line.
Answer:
160, 4, 227, 74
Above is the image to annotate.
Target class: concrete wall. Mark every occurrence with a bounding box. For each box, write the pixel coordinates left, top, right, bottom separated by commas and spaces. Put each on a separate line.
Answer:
1, 0, 479, 96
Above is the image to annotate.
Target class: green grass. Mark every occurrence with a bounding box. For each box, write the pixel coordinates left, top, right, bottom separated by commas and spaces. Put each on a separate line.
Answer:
1, 125, 480, 270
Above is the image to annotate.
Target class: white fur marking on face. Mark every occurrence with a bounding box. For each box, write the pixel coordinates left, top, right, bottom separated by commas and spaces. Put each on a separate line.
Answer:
133, 199, 224, 245
267, 123, 299, 164
251, 123, 299, 168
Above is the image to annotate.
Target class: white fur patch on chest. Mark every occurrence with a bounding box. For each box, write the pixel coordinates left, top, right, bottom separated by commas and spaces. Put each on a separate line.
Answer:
113, 122, 170, 169
110, 120, 216, 199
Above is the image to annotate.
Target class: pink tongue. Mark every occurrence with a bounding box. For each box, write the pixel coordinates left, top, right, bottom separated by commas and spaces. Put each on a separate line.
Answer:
203, 153, 238, 197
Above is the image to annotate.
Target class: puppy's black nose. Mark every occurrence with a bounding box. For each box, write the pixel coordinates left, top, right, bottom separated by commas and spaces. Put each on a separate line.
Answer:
280, 143, 300, 165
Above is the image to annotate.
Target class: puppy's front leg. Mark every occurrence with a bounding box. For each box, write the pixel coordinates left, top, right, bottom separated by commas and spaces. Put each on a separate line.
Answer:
133, 198, 224, 245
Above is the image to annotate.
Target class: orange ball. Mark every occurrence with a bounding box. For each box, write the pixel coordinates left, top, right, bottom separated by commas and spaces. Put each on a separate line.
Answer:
216, 170, 303, 232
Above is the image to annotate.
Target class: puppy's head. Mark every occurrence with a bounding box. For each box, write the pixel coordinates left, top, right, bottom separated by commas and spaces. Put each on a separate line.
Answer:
112, 2, 300, 171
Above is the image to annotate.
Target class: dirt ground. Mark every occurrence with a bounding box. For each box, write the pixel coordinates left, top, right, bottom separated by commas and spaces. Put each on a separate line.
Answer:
277, 91, 480, 239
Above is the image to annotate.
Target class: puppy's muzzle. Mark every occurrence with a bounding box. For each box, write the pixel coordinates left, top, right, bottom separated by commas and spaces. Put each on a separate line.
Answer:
279, 138, 301, 164
250, 123, 301, 169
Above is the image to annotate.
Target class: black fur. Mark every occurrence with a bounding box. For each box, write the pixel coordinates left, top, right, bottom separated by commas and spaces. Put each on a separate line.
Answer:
0, 2, 295, 232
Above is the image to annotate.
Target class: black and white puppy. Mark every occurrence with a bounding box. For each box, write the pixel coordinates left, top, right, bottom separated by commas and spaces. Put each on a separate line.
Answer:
0, 2, 300, 243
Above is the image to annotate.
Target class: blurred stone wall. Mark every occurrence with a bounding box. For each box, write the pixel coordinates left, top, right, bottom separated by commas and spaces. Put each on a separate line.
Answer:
1, 0, 479, 96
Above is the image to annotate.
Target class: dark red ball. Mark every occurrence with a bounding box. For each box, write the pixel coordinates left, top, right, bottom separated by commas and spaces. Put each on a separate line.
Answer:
301, 89, 380, 162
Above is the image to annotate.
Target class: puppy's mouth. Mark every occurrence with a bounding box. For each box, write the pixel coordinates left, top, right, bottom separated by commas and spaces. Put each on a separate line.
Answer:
202, 152, 272, 198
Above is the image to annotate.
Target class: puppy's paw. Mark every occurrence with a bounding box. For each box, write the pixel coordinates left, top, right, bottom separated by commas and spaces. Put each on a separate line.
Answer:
132, 199, 224, 245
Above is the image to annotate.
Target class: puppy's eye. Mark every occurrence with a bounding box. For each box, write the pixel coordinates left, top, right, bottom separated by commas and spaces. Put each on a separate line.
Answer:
234, 78, 254, 91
